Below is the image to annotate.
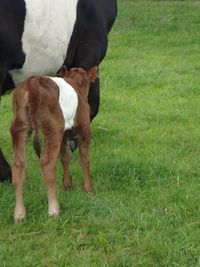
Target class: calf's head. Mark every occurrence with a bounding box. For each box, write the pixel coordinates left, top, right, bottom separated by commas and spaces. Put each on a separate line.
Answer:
58, 66, 98, 97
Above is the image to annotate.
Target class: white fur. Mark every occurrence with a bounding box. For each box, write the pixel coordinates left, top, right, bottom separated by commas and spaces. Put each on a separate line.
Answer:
11, 0, 79, 84
49, 77, 78, 130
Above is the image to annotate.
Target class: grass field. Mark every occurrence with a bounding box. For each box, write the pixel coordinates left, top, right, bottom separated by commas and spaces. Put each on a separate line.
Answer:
1, 1, 200, 266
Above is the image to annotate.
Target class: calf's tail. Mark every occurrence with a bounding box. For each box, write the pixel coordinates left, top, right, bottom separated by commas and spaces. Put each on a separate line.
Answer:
33, 135, 41, 158
27, 77, 42, 158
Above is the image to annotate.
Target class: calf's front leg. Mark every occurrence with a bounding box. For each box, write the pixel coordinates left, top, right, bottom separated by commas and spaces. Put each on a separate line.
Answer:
79, 142, 93, 193
60, 140, 73, 190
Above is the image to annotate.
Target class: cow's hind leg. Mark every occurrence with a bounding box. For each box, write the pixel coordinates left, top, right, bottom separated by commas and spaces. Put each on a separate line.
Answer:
0, 62, 8, 97
40, 129, 63, 217
10, 120, 30, 223
60, 139, 73, 190
0, 64, 12, 183
0, 150, 12, 183
88, 78, 100, 122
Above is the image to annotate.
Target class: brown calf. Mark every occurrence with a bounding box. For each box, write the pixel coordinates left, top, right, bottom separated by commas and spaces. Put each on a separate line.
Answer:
10, 66, 98, 223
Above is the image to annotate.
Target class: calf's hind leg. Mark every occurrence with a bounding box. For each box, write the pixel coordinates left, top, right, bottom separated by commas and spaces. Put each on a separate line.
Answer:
10, 121, 29, 223
41, 131, 63, 217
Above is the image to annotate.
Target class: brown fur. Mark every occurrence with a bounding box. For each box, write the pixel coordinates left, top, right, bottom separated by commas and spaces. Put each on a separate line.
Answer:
10, 66, 98, 222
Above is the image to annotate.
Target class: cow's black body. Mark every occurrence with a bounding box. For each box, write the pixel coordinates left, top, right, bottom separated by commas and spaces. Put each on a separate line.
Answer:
0, 0, 117, 182
0, 0, 26, 94
65, 0, 117, 119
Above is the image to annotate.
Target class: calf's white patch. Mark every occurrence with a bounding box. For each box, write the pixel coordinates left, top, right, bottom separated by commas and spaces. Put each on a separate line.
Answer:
49, 77, 78, 130
11, 0, 79, 84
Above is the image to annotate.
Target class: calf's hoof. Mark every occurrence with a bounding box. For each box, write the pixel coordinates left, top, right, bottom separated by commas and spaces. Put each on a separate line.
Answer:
48, 203, 60, 217
63, 176, 73, 190
14, 206, 26, 223
84, 183, 93, 193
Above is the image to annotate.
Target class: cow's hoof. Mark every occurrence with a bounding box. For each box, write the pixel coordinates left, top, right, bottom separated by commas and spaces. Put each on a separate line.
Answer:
14, 206, 26, 223
0, 149, 12, 183
0, 165, 12, 183
48, 203, 60, 217
0, 167, 12, 183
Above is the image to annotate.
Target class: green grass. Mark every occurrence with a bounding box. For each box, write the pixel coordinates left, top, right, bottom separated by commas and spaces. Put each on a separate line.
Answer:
1, 1, 200, 266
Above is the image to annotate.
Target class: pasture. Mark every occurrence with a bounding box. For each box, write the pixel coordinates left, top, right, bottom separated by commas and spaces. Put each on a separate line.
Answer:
1, 0, 200, 266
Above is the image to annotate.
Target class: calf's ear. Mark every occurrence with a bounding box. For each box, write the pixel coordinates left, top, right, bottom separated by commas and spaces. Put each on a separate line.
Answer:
87, 66, 98, 82
57, 65, 68, 77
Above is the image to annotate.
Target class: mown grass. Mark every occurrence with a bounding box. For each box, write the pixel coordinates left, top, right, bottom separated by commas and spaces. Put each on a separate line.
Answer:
1, 1, 200, 266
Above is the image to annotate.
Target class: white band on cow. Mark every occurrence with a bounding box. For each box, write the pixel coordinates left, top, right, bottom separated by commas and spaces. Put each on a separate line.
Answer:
11, 0, 79, 84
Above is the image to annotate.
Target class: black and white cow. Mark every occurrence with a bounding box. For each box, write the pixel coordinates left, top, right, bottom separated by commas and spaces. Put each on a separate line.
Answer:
0, 0, 117, 182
